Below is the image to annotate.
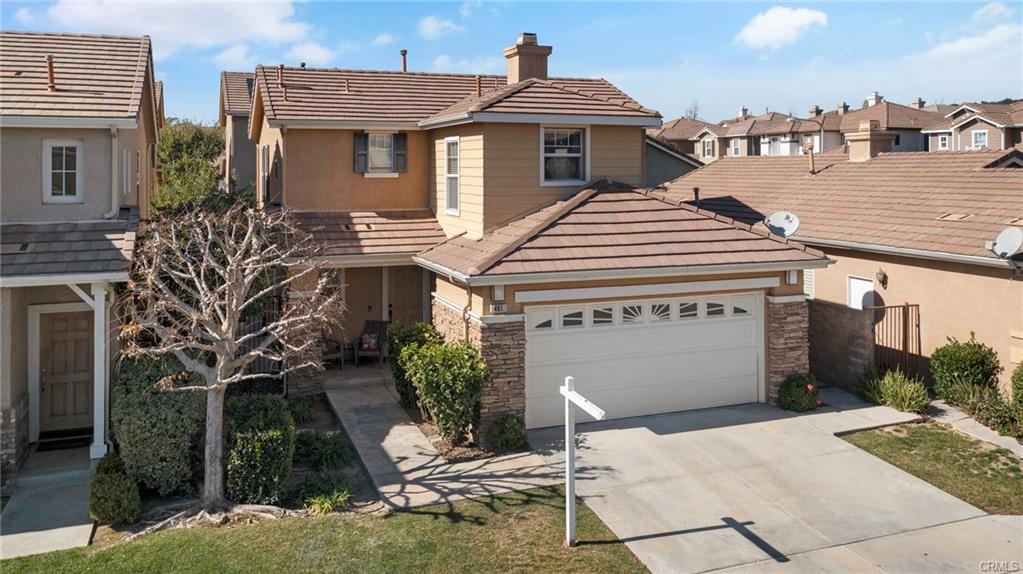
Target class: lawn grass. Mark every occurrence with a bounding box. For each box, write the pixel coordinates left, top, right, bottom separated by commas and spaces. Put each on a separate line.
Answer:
844, 422, 1023, 515
2, 486, 646, 574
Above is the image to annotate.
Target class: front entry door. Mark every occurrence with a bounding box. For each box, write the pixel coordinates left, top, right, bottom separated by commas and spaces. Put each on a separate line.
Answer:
39, 312, 93, 432
388, 266, 423, 326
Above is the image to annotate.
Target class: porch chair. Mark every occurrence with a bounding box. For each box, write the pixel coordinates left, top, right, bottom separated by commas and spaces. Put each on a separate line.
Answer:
352, 320, 389, 368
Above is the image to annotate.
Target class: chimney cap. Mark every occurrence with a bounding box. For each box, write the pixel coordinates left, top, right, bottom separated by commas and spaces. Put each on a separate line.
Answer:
400, 49, 407, 55
518, 32, 538, 45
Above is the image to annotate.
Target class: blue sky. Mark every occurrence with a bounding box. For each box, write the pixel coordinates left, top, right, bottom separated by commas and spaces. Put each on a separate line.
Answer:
3, 1, 1020, 123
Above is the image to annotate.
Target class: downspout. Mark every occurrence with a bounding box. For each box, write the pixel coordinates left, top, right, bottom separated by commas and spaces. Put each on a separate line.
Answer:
461, 284, 472, 341
104, 128, 120, 219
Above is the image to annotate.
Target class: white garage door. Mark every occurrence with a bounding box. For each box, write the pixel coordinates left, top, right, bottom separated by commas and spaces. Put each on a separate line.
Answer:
525, 293, 763, 428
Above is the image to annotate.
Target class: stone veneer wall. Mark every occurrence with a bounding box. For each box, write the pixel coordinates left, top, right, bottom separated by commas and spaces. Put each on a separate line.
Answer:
808, 300, 874, 391
431, 300, 526, 441
766, 299, 810, 403
1, 394, 29, 474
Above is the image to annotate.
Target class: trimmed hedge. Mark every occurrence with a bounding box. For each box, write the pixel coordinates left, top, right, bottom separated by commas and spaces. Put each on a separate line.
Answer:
1012, 362, 1023, 407
858, 369, 930, 414
485, 415, 528, 453
89, 453, 141, 526
389, 322, 443, 409
777, 373, 821, 412
947, 379, 1023, 443
110, 355, 205, 496
930, 335, 1001, 401
402, 341, 488, 445
225, 395, 296, 505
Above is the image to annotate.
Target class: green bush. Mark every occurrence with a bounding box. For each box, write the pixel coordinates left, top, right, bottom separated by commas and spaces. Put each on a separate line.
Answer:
403, 341, 489, 445
485, 415, 528, 452
297, 472, 352, 516
294, 430, 350, 470
777, 373, 821, 412
287, 396, 314, 425
948, 379, 1023, 443
1012, 362, 1023, 406
225, 395, 296, 505
930, 334, 1002, 400
389, 322, 443, 409
858, 369, 931, 414
110, 355, 205, 496
90, 456, 141, 526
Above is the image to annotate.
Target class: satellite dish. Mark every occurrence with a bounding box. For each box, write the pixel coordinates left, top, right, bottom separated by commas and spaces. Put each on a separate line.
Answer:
992, 227, 1023, 259
764, 211, 800, 238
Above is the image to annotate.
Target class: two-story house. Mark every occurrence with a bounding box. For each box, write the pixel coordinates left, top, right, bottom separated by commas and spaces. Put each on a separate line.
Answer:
219, 71, 256, 190
837, 94, 941, 152
247, 34, 829, 434
922, 101, 1023, 152
754, 105, 843, 156
0, 31, 160, 467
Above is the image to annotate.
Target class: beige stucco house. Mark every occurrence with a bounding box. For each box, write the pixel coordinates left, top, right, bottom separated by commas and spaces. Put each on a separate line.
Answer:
219, 71, 256, 191
0, 32, 159, 467
246, 33, 829, 435
667, 121, 1023, 394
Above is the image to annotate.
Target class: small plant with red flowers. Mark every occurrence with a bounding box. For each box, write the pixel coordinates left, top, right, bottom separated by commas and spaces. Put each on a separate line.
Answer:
778, 373, 822, 412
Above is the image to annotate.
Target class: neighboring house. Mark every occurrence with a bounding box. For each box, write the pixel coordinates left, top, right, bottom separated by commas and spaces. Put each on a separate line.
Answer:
219, 71, 256, 190
691, 110, 802, 162
837, 96, 942, 152
0, 31, 160, 467
754, 105, 843, 156
646, 116, 712, 155
248, 33, 828, 434
644, 135, 701, 186
664, 120, 1023, 393
922, 101, 1023, 152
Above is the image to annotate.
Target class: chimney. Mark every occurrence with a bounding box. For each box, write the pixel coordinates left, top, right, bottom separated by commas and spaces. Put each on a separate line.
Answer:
738, 106, 749, 119
299, 62, 306, 68
866, 91, 883, 107
400, 49, 408, 73
912, 97, 925, 109
503, 33, 552, 84
809, 104, 822, 117
846, 120, 896, 162
692, 186, 700, 208
46, 54, 55, 91
805, 140, 816, 175
837, 102, 849, 115
475, 74, 481, 96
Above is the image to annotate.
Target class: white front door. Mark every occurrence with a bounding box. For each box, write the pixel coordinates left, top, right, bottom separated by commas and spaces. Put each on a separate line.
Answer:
524, 293, 763, 429
847, 276, 875, 310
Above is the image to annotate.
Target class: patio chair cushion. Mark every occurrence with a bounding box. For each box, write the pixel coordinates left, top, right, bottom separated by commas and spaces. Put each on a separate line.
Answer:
360, 333, 379, 352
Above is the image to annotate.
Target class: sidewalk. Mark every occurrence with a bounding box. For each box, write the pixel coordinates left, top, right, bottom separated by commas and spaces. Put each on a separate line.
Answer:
929, 400, 1023, 457
323, 368, 558, 510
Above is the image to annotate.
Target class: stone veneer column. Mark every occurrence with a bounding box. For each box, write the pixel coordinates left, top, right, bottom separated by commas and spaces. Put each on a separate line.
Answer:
766, 298, 810, 403
1, 395, 29, 473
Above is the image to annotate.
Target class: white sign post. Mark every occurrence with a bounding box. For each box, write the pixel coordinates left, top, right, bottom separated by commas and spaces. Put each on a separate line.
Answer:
560, 375, 606, 547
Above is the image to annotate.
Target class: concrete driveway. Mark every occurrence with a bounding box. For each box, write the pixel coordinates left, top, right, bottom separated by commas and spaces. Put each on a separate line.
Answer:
530, 390, 1023, 574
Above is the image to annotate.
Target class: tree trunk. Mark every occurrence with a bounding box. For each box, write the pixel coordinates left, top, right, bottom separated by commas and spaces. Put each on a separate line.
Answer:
201, 385, 227, 511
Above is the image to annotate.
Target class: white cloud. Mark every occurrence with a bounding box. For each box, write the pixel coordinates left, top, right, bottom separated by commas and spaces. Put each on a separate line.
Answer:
284, 41, 335, 66
972, 2, 1013, 22
735, 6, 827, 51
459, 0, 481, 18
418, 15, 466, 40
14, 7, 34, 24
914, 23, 1022, 60
213, 44, 258, 70
44, 1, 310, 60
373, 33, 398, 46
431, 54, 503, 74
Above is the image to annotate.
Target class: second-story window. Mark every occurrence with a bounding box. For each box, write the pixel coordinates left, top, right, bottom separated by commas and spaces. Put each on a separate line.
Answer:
938, 134, 949, 150
43, 140, 83, 203
730, 138, 740, 156
703, 139, 714, 157
541, 127, 586, 185
972, 130, 988, 149
444, 136, 460, 215
355, 132, 408, 176
261, 145, 270, 203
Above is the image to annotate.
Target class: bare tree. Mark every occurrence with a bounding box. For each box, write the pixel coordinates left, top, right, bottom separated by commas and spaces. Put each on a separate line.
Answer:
120, 204, 342, 516
685, 100, 701, 120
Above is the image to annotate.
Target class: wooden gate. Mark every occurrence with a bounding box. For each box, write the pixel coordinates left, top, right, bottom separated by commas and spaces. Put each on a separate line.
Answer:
868, 303, 921, 376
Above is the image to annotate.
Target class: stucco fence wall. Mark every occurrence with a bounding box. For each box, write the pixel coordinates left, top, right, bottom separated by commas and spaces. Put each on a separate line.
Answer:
808, 299, 874, 391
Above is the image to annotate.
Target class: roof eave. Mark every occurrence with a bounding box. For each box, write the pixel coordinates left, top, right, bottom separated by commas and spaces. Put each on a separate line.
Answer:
419, 111, 662, 129
793, 235, 1015, 269
267, 119, 423, 130
0, 116, 138, 129
0, 270, 130, 288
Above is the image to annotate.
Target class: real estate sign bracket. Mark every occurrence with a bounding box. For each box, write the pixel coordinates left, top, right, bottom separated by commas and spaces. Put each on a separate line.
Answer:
561, 375, 606, 547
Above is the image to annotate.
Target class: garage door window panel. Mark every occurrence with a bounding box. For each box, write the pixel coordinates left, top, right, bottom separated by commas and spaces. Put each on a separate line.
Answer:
591, 306, 615, 326
678, 301, 699, 319
731, 295, 753, 317
649, 302, 672, 322
560, 308, 585, 329
529, 309, 554, 331
706, 301, 726, 318
622, 304, 644, 324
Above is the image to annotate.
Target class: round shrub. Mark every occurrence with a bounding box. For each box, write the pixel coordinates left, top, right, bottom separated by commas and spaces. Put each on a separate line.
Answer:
777, 373, 821, 412
1012, 362, 1023, 407
930, 334, 1002, 400
485, 414, 528, 453
225, 394, 296, 505
389, 322, 443, 409
403, 341, 488, 445
110, 355, 205, 496
90, 458, 141, 526
294, 430, 350, 470
879, 370, 931, 414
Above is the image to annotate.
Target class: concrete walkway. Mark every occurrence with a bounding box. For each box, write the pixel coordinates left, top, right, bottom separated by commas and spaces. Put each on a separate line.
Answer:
324, 368, 558, 510
1, 448, 94, 559
929, 399, 1023, 457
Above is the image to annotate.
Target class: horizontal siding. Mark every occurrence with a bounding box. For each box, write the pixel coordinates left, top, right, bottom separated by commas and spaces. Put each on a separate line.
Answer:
432, 125, 485, 238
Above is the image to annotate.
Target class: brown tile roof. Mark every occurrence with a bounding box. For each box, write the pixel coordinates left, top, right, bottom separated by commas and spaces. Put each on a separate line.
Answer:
293, 210, 445, 258
252, 66, 654, 125
417, 180, 826, 278
0, 209, 138, 278
0, 31, 151, 119
220, 71, 254, 117
658, 150, 1023, 262
838, 101, 943, 132
647, 117, 713, 142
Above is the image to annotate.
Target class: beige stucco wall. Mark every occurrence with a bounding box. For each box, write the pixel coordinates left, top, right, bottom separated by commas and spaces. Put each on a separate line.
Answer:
811, 247, 1022, 391
226, 114, 257, 192
254, 112, 284, 208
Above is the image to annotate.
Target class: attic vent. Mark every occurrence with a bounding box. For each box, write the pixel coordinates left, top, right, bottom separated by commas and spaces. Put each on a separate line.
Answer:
937, 213, 975, 222
1006, 217, 1023, 226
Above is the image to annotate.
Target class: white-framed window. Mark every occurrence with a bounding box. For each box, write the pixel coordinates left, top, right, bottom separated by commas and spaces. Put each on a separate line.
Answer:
42, 139, 83, 203
769, 137, 781, 156
261, 145, 270, 203
972, 130, 988, 150
528, 309, 554, 330
730, 138, 741, 156
444, 136, 460, 215
649, 302, 672, 322
678, 301, 698, 319
368, 133, 394, 173
938, 134, 949, 150
560, 307, 585, 329
591, 305, 615, 326
703, 139, 714, 157
706, 301, 726, 318
731, 295, 754, 317
621, 303, 643, 324
541, 126, 587, 185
